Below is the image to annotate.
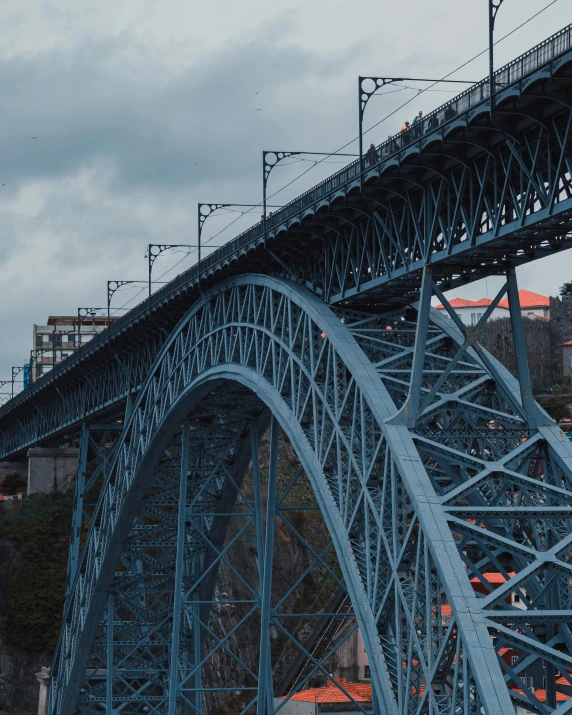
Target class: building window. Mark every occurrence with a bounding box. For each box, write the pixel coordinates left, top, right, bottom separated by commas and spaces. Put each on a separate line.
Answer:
511, 656, 518, 666
363, 665, 371, 679
477, 313, 483, 322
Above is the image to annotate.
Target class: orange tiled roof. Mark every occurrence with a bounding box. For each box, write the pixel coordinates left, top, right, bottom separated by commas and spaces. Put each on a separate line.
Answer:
435, 289, 549, 312
435, 297, 494, 310
471, 571, 516, 585
562, 340, 572, 347
498, 289, 549, 310
286, 679, 372, 703
511, 688, 569, 703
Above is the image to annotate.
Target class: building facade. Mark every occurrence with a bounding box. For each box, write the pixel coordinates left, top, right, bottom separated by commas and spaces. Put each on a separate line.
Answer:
435, 289, 550, 327
31, 315, 117, 381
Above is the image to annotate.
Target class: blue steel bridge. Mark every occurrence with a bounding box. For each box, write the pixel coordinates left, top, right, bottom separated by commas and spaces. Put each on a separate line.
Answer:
2, 22, 572, 715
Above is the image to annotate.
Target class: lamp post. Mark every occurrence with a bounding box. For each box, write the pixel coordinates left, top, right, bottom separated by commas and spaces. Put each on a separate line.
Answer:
77, 308, 104, 350
198, 204, 278, 264
11, 366, 24, 398
0, 380, 11, 404
145, 244, 198, 303
107, 281, 155, 323
358, 76, 478, 188
489, 0, 505, 114
262, 151, 357, 245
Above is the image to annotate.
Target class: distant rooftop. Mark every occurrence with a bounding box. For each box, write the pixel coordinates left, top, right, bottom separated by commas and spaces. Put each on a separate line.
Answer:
498, 289, 550, 310
46, 316, 119, 326
436, 289, 549, 311
285, 678, 372, 704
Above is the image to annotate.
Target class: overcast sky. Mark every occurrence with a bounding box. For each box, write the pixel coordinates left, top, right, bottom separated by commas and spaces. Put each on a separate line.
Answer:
0, 0, 570, 383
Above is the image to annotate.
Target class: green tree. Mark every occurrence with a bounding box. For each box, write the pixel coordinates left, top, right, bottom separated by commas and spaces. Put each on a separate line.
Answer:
559, 281, 572, 297
539, 396, 572, 422
0, 493, 73, 650
0, 471, 26, 495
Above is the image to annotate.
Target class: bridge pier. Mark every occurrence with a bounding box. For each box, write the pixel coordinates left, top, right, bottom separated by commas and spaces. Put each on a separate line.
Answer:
35, 666, 49, 715
27, 447, 78, 495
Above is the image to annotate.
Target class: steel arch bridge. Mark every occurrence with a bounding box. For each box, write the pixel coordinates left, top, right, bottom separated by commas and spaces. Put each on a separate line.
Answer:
1, 23, 572, 715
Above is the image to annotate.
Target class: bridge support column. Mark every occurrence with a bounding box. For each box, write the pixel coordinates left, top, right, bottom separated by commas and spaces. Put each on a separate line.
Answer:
27, 447, 79, 495
257, 416, 279, 714
169, 421, 190, 715
106, 592, 113, 715
506, 268, 539, 427
35, 666, 50, 715
403, 265, 433, 427
192, 557, 203, 715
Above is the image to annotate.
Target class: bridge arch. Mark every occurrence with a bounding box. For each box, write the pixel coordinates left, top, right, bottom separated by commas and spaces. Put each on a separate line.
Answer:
51, 274, 567, 715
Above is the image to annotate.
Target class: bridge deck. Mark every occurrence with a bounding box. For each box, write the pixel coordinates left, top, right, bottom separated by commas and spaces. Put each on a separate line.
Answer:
1, 23, 572, 455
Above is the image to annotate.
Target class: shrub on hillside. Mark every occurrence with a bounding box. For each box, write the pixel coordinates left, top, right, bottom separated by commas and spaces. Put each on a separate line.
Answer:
539, 396, 572, 422
0, 492, 73, 650
0, 471, 26, 495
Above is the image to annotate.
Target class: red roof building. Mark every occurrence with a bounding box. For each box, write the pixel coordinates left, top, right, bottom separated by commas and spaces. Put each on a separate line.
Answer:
284, 678, 372, 709
498, 289, 550, 313
435, 289, 550, 326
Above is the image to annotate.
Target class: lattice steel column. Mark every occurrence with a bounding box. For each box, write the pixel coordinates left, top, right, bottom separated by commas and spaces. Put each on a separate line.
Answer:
169, 420, 190, 715
257, 416, 279, 714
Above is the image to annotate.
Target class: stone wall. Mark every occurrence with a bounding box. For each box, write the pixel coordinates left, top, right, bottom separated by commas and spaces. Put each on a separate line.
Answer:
476, 315, 555, 391
27, 448, 78, 495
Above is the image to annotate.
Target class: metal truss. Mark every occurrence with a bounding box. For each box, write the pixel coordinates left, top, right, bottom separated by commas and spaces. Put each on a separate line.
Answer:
48, 274, 572, 714
1, 28, 572, 457
272, 101, 572, 305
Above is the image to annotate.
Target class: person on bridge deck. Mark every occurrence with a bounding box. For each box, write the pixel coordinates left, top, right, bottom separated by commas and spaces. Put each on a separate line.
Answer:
412, 110, 423, 137
401, 120, 411, 145
366, 143, 378, 165
401, 120, 410, 132
383, 135, 393, 156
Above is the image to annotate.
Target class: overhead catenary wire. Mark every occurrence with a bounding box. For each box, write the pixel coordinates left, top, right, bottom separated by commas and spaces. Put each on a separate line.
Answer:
115, 0, 562, 315
200, 0, 562, 248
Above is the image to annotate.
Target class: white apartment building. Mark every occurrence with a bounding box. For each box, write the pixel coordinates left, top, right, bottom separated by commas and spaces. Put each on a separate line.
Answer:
435, 289, 550, 327
32, 314, 118, 381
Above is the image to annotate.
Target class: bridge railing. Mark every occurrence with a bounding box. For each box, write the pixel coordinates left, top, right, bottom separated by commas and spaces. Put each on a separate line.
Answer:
2, 22, 571, 416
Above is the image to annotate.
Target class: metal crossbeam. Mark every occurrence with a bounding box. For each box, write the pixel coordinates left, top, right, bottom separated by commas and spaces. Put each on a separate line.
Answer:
0, 22, 570, 715
42, 273, 572, 715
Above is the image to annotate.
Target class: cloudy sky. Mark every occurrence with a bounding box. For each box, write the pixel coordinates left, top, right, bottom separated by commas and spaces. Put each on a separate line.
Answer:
0, 0, 569, 383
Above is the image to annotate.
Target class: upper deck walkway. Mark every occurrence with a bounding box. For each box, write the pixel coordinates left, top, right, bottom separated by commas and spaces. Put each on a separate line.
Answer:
1, 23, 572, 451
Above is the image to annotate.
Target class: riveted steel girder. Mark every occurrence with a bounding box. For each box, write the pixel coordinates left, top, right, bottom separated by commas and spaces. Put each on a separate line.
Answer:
47, 275, 572, 715
1, 26, 572, 462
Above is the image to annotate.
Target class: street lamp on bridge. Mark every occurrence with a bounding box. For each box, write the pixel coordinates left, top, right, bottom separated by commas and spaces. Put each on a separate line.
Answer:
106, 280, 162, 321
262, 151, 357, 247
0, 380, 12, 405
198, 203, 279, 265
489, 0, 505, 114
357, 76, 478, 188
145, 244, 195, 302
11, 366, 25, 398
